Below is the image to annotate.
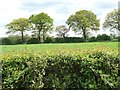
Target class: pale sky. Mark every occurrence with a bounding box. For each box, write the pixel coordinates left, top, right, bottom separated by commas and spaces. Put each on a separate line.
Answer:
0, 0, 119, 37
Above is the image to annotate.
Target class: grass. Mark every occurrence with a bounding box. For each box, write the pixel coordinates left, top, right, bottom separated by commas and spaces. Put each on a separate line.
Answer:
0, 42, 119, 54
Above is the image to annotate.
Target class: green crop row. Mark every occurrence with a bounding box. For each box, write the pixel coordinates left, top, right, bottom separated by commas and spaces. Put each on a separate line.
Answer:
1, 50, 120, 89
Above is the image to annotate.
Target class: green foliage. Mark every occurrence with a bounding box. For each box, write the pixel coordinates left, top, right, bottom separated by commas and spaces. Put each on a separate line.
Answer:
64, 37, 85, 43
96, 34, 111, 41
0, 35, 118, 45
66, 10, 100, 40
56, 25, 69, 38
8, 35, 22, 44
1, 35, 31, 45
117, 37, 120, 41
103, 9, 120, 31
6, 18, 31, 43
2, 49, 119, 89
1, 38, 12, 45
89, 36, 97, 42
55, 37, 85, 43
44, 37, 55, 43
26, 38, 39, 44
2, 54, 47, 89
29, 12, 53, 43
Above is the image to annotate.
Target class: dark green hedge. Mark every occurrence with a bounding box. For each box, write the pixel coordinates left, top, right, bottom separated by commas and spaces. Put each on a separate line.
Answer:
55, 37, 85, 43
2, 51, 120, 89
1, 34, 119, 45
96, 34, 111, 41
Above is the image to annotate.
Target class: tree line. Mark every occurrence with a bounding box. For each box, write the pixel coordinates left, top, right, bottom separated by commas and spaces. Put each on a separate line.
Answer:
4, 9, 120, 44
1, 34, 120, 45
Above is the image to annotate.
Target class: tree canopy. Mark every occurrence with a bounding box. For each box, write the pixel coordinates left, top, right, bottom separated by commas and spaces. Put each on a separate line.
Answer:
29, 12, 53, 43
66, 10, 100, 41
6, 18, 31, 43
103, 9, 120, 32
55, 25, 69, 38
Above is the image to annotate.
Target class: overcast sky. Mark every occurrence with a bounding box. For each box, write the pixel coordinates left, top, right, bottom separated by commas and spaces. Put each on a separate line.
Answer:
0, 0, 119, 37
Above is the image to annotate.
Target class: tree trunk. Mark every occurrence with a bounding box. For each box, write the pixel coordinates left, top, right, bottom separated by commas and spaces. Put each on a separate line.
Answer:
21, 31, 24, 44
38, 30, 41, 43
82, 29, 87, 41
43, 31, 45, 43
63, 33, 66, 39
38, 25, 43, 43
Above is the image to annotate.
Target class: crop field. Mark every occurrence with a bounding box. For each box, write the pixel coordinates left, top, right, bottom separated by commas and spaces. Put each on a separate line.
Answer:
1, 42, 120, 89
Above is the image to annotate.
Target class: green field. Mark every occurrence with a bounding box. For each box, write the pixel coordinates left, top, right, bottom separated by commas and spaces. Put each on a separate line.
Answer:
0, 42, 119, 53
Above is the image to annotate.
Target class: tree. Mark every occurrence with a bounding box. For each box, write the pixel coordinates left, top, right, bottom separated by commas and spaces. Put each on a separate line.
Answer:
29, 12, 53, 43
8, 35, 22, 44
6, 18, 31, 43
1, 37, 12, 45
103, 9, 120, 32
55, 25, 69, 38
96, 34, 111, 41
66, 10, 100, 41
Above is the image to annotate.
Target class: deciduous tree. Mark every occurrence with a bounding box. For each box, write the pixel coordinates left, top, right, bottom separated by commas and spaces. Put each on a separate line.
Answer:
66, 10, 100, 41
56, 25, 69, 38
29, 12, 53, 43
6, 18, 31, 43
103, 9, 120, 32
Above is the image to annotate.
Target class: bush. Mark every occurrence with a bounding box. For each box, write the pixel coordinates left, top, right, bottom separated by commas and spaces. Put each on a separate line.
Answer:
55, 37, 85, 43
9, 35, 23, 45
116, 37, 120, 42
64, 37, 85, 43
2, 50, 119, 89
1, 34, 117, 45
89, 36, 97, 42
1, 36, 26, 45
111, 39, 118, 42
26, 38, 38, 44
44, 37, 55, 43
55, 38, 65, 43
96, 34, 111, 41
1, 38, 12, 45
2, 54, 47, 89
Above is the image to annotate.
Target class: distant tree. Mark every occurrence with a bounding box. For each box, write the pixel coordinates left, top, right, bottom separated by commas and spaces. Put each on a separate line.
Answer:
66, 10, 100, 41
103, 9, 120, 32
96, 34, 111, 41
2, 37, 11, 45
8, 35, 22, 44
88, 36, 97, 42
6, 18, 31, 43
56, 25, 69, 38
29, 12, 53, 43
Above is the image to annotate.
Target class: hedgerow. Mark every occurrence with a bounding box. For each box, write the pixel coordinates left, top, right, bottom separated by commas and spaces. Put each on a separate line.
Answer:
1, 49, 120, 89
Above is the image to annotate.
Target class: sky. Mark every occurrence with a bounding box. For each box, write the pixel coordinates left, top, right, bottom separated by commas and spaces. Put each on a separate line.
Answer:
0, 0, 119, 37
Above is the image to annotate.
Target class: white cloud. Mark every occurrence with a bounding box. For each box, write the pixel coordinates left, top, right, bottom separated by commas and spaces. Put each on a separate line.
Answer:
0, 0, 119, 37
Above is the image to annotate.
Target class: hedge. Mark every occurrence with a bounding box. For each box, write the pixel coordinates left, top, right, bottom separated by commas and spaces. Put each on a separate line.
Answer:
1, 35, 119, 45
1, 50, 120, 89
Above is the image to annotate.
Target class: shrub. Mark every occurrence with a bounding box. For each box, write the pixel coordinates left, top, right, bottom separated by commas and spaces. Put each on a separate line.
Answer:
44, 37, 55, 43
116, 37, 120, 42
64, 37, 85, 43
2, 50, 119, 89
55, 38, 65, 43
89, 36, 97, 42
96, 34, 111, 41
2, 54, 47, 89
26, 38, 38, 44
55, 37, 85, 43
1, 38, 12, 45
9, 35, 23, 45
